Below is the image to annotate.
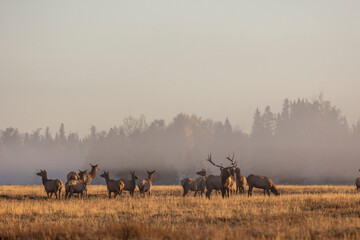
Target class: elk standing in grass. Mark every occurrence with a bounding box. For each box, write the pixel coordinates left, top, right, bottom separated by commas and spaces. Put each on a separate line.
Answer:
138, 170, 155, 197
37, 170, 63, 199
206, 154, 237, 199
181, 169, 207, 197
235, 167, 247, 194
356, 169, 360, 191
120, 171, 138, 197
247, 174, 280, 197
65, 170, 89, 199
66, 163, 99, 183
225, 155, 237, 195
100, 171, 125, 199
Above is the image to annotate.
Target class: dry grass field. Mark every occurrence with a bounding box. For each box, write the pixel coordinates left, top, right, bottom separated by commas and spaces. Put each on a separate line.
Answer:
0, 185, 360, 239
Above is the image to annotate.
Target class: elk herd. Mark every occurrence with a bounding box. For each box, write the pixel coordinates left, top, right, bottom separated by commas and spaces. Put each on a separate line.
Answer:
36, 155, 360, 200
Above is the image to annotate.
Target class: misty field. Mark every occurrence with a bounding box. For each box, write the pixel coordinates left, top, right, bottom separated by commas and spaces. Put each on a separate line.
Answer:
0, 185, 360, 240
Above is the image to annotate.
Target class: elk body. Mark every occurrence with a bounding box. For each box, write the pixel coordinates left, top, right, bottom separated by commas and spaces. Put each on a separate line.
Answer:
247, 174, 280, 197
356, 169, 360, 191
205, 174, 222, 199
100, 171, 125, 199
37, 170, 63, 199
226, 168, 237, 195
206, 154, 237, 199
235, 168, 247, 194
138, 170, 155, 197
181, 169, 206, 197
65, 170, 89, 199
119, 171, 138, 196
67, 171, 80, 182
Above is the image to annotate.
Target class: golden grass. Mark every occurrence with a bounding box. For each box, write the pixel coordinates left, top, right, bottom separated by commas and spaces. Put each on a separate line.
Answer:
0, 185, 360, 239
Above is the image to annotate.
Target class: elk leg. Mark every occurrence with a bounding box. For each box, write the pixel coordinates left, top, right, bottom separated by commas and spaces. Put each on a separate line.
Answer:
183, 189, 188, 197
267, 189, 270, 197
248, 186, 253, 197
108, 192, 111, 199
50, 192, 53, 198
206, 189, 212, 199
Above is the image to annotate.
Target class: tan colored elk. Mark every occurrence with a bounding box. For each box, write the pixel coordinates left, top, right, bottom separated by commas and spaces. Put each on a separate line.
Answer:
65, 170, 89, 199
119, 171, 138, 197
247, 174, 280, 197
225, 155, 237, 195
100, 171, 125, 199
235, 167, 247, 194
37, 170, 63, 199
206, 154, 237, 199
356, 169, 360, 191
181, 169, 207, 197
138, 170, 155, 197
66, 163, 99, 183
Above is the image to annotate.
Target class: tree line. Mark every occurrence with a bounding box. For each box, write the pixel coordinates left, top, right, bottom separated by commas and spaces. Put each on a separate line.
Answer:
1, 95, 360, 184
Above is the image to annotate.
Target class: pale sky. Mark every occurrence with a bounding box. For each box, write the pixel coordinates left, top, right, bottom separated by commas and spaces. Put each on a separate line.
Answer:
1, 1, 359, 136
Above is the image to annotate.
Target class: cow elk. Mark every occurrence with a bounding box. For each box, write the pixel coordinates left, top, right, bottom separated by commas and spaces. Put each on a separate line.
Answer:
37, 170, 63, 199
120, 171, 138, 197
138, 170, 155, 197
181, 169, 207, 197
235, 167, 247, 194
65, 170, 89, 199
247, 174, 280, 197
356, 169, 360, 191
100, 171, 125, 199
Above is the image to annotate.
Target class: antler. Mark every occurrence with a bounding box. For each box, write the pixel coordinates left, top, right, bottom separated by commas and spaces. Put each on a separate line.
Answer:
206, 154, 223, 169
226, 153, 237, 168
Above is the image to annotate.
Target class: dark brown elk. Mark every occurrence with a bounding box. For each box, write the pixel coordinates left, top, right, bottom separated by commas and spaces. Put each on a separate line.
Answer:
206, 154, 237, 199
37, 170, 63, 199
138, 170, 155, 197
181, 169, 207, 197
65, 170, 89, 199
247, 174, 280, 197
356, 169, 360, 191
100, 171, 125, 199
235, 167, 247, 194
120, 171, 138, 197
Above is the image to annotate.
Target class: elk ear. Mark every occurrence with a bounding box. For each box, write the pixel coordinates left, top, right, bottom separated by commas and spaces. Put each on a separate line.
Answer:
146, 170, 149, 174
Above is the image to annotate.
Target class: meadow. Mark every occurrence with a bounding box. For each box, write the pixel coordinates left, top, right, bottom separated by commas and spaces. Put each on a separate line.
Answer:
0, 185, 360, 240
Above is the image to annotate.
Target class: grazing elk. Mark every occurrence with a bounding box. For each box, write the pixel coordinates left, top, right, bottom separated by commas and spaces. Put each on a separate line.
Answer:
247, 174, 280, 197
206, 154, 237, 199
138, 170, 155, 197
235, 167, 247, 194
100, 171, 125, 199
37, 170, 63, 199
120, 171, 138, 197
181, 169, 207, 197
356, 169, 360, 191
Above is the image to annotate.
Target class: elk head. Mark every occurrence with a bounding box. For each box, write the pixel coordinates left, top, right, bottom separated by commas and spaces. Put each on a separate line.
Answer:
79, 170, 88, 180
100, 171, 110, 179
36, 169, 47, 178
130, 170, 138, 180
196, 169, 207, 177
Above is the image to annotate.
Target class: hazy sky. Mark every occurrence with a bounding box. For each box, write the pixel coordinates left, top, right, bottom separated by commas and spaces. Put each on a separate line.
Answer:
1, 1, 359, 136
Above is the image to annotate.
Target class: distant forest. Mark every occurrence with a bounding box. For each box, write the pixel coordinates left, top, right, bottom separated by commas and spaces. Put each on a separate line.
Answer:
1, 95, 360, 185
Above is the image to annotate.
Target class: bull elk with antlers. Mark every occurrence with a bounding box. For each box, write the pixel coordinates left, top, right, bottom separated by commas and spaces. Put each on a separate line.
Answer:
206, 154, 237, 199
